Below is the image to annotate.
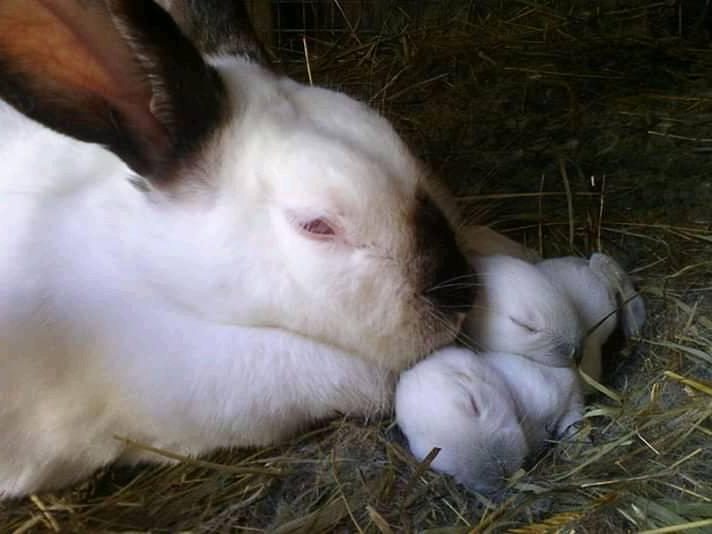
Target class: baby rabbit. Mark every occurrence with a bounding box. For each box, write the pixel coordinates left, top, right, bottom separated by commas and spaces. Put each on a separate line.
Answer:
465, 255, 588, 447
458, 226, 645, 381
537, 253, 646, 383
397, 255, 586, 493
0, 1, 474, 497
395, 347, 529, 495
396, 252, 646, 493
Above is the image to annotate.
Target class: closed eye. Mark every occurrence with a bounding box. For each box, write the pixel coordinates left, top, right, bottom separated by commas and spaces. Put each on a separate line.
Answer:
509, 316, 538, 333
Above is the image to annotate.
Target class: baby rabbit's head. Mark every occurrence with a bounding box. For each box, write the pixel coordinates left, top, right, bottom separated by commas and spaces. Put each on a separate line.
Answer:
0, 0, 474, 369
396, 348, 529, 495
465, 256, 584, 366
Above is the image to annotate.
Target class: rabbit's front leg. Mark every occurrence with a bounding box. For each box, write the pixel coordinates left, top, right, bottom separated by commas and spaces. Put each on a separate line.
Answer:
109, 308, 395, 462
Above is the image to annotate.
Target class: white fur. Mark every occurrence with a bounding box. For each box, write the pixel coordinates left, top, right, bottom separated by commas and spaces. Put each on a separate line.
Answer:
396, 256, 587, 493
537, 253, 646, 383
395, 251, 647, 493
465, 256, 589, 445
0, 53, 462, 496
465, 255, 584, 365
395, 347, 528, 493
455, 226, 646, 381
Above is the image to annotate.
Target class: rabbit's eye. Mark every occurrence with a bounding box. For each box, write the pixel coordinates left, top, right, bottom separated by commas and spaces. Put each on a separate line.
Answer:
286, 209, 341, 241
467, 393, 480, 416
301, 218, 335, 237
509, 316, 538, 333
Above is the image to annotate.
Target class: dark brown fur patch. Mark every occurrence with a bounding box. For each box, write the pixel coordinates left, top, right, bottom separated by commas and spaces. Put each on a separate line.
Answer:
163, 0, 268, 63
0, 0, 227, 186
413, 189, 476, 313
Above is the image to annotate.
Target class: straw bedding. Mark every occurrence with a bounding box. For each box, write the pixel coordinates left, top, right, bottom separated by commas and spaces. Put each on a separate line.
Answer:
1, 1, 710, 532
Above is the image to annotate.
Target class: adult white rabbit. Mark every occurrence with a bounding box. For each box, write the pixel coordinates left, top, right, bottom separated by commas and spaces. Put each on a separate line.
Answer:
0, 0, 475, 497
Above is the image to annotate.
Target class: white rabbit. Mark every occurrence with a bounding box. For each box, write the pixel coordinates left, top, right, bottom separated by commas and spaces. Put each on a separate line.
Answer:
458, 228, 646, 381
396, 256, 587, 494
464, 255, 587, 443
465, 255, 584, 365
0, 1, 475, 497
395, 347, 529, 494
464, 256, 585, 442
537, 253, 646, 383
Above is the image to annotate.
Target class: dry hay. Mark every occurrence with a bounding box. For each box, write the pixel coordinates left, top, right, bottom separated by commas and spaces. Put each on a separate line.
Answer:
2, 1, 711, 532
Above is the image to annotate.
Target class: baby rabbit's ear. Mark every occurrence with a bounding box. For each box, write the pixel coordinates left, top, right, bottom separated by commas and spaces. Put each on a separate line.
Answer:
156, 0, 267, 61
589, 253, 647, 338
0, 0, 226, 187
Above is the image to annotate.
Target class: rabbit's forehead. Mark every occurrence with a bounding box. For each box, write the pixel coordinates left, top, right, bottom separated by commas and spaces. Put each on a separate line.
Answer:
261, 138, 419, 232
218, 63, 423, 205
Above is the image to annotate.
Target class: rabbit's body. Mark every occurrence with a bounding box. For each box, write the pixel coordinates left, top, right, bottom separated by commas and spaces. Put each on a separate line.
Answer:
395, 348, 581, 494
457, 225, 541, 263
479, 352, 583, 449
2, 168, 395, 495
0, 102, 120, 195
0, 1, 473, 497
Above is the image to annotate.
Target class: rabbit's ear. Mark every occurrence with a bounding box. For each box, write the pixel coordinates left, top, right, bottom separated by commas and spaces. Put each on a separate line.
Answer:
589, 253, 647, 338
156, 0, 267, 61
0, 0, 227, 187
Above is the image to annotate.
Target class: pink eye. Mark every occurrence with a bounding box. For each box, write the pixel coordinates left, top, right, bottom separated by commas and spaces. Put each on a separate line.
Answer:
286, 209, 343, 242
301, 218, 335, 237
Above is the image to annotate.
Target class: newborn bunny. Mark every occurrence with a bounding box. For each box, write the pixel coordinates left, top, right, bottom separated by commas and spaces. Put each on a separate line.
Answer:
465, 255, 588, 446
0, 1, 474, 497
395, 347, 529, 494
537, 253, 646, 383
396, 255, 586, 493
458, 226, 645, 381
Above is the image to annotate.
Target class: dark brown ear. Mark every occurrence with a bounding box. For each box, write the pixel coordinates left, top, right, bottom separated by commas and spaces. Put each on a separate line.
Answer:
156, 0, 267, 62
0, 0, 227, 186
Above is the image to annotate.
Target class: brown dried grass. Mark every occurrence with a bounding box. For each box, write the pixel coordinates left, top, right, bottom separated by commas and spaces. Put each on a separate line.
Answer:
2, 1, 711, 532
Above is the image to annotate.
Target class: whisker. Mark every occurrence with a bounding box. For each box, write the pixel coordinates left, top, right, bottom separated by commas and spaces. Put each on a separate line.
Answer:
419, 299, 483, 353
426, 273, 480, 292
425, 282, 483, 293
